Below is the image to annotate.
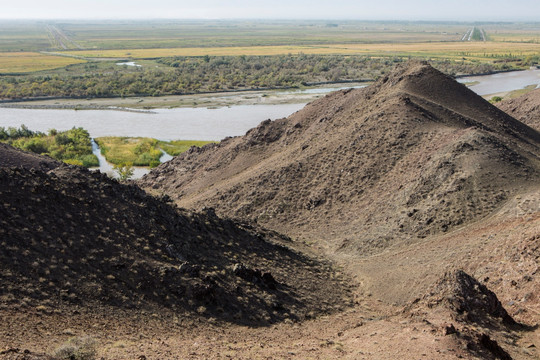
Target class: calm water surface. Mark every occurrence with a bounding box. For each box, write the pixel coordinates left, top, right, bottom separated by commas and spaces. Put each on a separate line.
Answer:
458, 68, 540, 95
0, 104, 305, 141
3, 70, 540, 141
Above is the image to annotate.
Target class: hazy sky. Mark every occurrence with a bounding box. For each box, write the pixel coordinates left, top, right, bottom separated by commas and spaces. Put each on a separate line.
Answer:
1, 0, 539, 21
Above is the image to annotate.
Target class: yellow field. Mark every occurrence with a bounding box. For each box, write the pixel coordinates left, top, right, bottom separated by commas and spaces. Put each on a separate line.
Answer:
0, 52, 85, 73
62, 41, 540, 60
324, 42, 540, 59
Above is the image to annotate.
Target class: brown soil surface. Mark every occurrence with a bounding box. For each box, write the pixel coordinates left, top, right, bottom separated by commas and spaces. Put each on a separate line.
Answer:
140, 61, 539, 257
136, 61, 540, 358
497, 88, 540, 131
3, 61, 540, 359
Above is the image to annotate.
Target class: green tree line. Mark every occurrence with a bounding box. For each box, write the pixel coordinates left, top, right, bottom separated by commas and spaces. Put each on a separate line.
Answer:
0, 55, 522, 100
0, 125, 99, 167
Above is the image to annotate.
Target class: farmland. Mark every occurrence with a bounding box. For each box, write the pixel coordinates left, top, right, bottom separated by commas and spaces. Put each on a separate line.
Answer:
0, 20, 468, 52
0, 52, 85, 73
59, 41, 540, 61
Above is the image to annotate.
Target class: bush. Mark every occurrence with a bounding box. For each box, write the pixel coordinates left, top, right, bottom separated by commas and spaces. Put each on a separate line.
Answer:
23, 138, 48, 154
113, 162, 134, 181
52, 336, 97, 360
79, 154, 99, 167
1, 126, 96, 168
55, 133, 72, 146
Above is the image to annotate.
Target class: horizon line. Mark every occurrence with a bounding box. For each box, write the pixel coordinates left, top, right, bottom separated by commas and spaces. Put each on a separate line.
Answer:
1, 17, 539, 22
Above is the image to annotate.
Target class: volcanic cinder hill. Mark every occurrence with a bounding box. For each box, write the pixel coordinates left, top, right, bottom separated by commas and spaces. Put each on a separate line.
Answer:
141, 61, 539, 257
139, 61, 540, 358
3, 61, 540, 359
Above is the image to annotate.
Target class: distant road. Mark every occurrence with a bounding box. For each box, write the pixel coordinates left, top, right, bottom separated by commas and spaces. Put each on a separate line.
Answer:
46, 25, 82, 50
461, 27, 486, 42
461, 28, 473, 41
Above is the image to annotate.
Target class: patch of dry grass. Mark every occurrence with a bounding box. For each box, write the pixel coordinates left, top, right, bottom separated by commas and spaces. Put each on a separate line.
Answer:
0, 52, 85, 73
61, 41, 540, 61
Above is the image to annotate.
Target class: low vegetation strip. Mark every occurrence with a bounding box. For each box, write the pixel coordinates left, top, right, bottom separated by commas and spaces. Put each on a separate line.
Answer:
94, 137, 162, 167
94, 137, 213, 167
0, 125, 98, 167
0, 52, 85, 74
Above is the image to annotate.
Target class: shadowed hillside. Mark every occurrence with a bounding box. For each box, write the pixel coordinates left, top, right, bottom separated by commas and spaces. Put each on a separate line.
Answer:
0, 144, 352, 327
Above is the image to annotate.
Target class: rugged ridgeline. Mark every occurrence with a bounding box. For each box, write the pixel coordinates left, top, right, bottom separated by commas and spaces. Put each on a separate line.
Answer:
0, 144, 352, 326
140, 61, 540, 257
497, 88, 540, 132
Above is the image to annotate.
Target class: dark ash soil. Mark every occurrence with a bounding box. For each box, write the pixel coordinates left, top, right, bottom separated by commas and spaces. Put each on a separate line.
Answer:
0, 146, 353, 329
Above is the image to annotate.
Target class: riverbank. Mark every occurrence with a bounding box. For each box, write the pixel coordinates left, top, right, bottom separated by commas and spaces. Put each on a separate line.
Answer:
0, 103, 156, 113
0, 83, 368, 111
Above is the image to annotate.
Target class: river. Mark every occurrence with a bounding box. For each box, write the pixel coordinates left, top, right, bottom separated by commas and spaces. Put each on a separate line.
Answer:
4, 70, 539, 140
2, 103, 306, 178
458, 68, 540, 95
0, 103, 305, 141
89, 139, 158, 179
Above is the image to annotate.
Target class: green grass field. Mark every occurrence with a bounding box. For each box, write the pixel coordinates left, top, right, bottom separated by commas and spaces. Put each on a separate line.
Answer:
94, 137, 213, 166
